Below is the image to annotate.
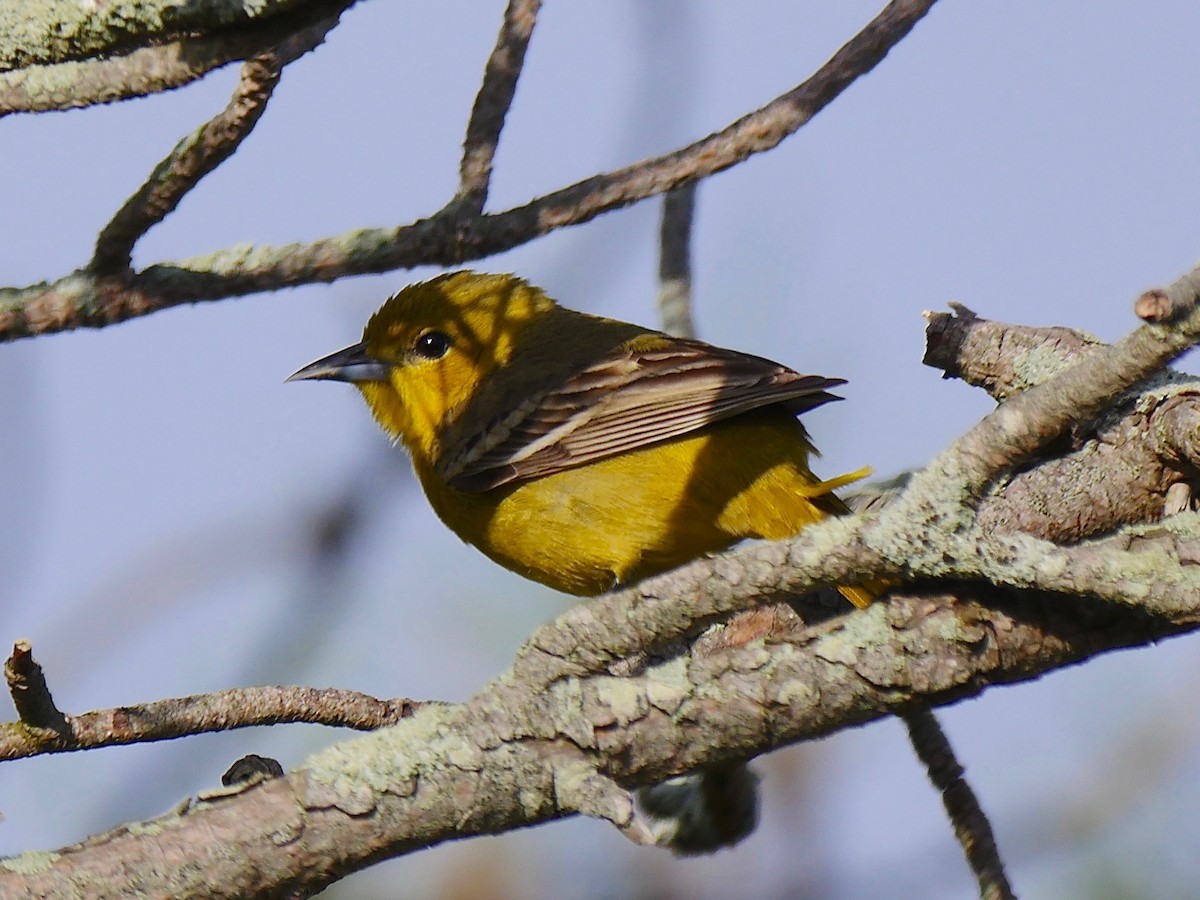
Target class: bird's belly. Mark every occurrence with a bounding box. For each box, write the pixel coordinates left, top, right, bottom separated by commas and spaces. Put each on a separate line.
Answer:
481, 455, 736, 595
422, 415, 829, 597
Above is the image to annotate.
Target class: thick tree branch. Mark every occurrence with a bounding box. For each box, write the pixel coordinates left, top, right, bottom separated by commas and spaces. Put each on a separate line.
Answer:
0, 0, 939, 342
925, 305, 1200, 543
0, 1, 356, 117
0, 0, 336, 73
860, 265, 1200, 592
4, 584, 1191, 896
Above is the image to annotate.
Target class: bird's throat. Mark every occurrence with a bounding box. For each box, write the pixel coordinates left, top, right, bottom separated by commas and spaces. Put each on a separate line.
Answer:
356, 381, 438, 461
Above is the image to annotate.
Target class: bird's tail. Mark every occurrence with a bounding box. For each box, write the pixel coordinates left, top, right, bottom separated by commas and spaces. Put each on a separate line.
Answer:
797, 465, 887, 610
837, 583, 879, 610
791, 464, 872, 498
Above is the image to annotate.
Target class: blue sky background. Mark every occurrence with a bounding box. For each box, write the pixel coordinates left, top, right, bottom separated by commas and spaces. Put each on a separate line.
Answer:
3, 2, 1200, 897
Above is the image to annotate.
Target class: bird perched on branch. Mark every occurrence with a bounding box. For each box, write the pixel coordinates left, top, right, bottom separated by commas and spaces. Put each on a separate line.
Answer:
290, 270, 876, 854
289, 270, 874, 609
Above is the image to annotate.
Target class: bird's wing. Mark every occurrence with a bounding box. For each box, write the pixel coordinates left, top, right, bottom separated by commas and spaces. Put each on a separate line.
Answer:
438, 336, 845, 492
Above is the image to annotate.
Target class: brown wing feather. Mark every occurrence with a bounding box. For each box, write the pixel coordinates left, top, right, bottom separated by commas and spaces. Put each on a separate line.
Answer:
440, 337, 845, 492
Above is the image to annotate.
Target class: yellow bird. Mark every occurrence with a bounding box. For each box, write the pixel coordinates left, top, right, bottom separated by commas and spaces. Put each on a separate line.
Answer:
290, 271, 872, 608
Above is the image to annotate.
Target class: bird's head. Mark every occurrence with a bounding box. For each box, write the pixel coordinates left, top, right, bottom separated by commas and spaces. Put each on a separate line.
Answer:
289, 271, 556, 464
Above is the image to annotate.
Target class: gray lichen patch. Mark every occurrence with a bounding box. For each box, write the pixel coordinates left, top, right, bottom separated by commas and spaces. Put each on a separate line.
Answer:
300, 707, 470, 813
643, 656, 690, 715
586, 676, 649, 729
0, 850, 58, 875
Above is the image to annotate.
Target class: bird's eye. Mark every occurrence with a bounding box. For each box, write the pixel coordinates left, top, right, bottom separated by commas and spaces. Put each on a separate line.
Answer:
413, 330, 452, 360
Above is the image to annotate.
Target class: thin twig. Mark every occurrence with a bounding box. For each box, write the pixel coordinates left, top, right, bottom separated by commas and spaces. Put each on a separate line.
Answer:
902, 708, 1016, 900
0, 679, 424, 762
0, 0, 939, 341
657, 183, 697, 338
3, 640, 70, 737
89, 13, 344, 274
455, 0, 541, 212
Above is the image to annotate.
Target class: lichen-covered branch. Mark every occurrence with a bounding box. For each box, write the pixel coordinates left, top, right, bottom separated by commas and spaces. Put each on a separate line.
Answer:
1, 34, 256, 117
507, 267, 1200, 684
3, 584, 1190, 896
0, 0, 939, 342
923, 303, 1105, 401
857, 265, 1200, 600
0, 0, 333, 73
0, 1, 355, 117
924, 304, 1200, 542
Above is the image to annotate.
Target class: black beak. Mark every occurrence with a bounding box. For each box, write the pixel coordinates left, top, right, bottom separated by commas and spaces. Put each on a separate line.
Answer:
286, 341, 390, 384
